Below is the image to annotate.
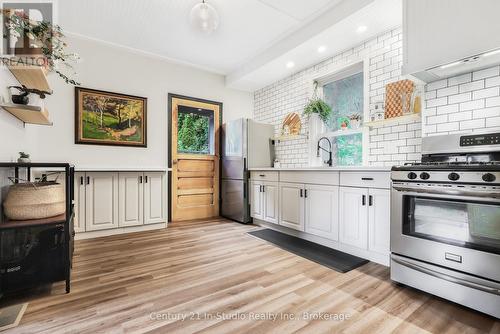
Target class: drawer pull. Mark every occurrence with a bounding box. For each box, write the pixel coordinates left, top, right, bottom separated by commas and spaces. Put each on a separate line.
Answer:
362, 177, 374, 181
259, 174, 266, 177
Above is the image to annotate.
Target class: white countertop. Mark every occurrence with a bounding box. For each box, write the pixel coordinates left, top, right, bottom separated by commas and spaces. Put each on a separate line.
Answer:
248, 166, 392, 172
75, 166, 169, 172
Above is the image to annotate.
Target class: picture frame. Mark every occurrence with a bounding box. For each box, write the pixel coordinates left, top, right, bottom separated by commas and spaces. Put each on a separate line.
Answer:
75, 87, 147, 147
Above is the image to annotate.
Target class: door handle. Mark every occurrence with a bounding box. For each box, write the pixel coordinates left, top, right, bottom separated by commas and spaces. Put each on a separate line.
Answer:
80, 176, 83, 185
145, 176, 148, 183
259, 174, 266, 177
86, 176, 90, 185
369, 195, 373, 206
304, 189, 308, 198
362, 177, 374, 181
243, 182, 247, 199
300, 189, 303, 197
172, 160, 178, 165
262, 185, 265, 193
139, 176, 143, 183
362, 195, 366, 206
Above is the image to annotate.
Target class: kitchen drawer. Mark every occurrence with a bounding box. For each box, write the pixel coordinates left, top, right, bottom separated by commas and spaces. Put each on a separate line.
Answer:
340, 172, 390, 189
250, 171, 279, 182
280, 171, 339, 186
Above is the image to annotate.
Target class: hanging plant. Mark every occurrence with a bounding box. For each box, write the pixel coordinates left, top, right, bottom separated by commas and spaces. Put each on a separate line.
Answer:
3, 9, 80, 85
303, 81, 331, 123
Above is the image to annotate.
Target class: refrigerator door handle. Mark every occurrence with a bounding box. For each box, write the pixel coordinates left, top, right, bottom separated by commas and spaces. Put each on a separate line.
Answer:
243, 182, 247, 199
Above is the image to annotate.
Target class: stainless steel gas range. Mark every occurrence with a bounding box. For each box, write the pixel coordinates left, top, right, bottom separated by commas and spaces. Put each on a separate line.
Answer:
390, 131, 500, 318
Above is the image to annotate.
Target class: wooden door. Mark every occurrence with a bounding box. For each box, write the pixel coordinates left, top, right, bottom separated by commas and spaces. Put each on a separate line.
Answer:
279, 182, 304, 231
368, 188, 391, 255
339, 187, 368, 249
73, 172, 86, 233
118, 172, 144, 227
171, 96, 221, 221
263, 182, 279, 224
250, 181, 264, 220
305, 184, 339, 241
144, 172, 166, 224
85, 172, 119, 231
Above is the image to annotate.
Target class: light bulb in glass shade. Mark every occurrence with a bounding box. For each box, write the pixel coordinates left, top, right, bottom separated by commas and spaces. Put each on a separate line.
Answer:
190, 1, 219, 34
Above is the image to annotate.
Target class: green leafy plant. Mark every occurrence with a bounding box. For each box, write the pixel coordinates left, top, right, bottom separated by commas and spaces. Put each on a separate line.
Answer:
19, 152, 30, 159
3, 9, 80, 85
303, 98, 332, 123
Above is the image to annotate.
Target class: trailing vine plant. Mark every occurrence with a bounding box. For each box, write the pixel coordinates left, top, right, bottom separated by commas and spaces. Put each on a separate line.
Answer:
3, 9, 80, 85
303, 81, 332, 123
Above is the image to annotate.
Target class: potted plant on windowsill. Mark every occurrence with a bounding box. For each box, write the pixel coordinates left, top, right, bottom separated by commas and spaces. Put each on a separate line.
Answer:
3, 9, 80, 85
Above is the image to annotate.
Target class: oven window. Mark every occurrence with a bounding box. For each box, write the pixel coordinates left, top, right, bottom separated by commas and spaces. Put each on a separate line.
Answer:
403, 196, 500, 254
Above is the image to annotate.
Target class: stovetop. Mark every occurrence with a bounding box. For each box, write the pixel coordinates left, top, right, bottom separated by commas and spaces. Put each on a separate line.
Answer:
392, 161, 500, 171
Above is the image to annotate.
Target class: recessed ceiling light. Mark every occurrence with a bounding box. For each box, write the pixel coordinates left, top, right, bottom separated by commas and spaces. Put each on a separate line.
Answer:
286, 61, 295, 69
440, 61, 462, 69
317, 46, 327, 53
356, 25, 367, 33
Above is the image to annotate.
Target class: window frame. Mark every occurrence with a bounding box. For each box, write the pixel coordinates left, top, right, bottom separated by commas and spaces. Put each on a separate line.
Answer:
309, 58, 370, 166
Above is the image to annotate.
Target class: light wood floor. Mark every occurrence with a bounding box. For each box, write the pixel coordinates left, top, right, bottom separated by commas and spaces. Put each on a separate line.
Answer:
2, 218, 499, 334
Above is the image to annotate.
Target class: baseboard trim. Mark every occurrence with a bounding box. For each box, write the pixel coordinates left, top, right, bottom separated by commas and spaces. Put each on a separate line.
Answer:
75, 222, 168, 240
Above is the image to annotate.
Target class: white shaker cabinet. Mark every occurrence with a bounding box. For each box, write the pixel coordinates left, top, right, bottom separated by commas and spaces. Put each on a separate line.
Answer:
250, 181, 279, 224
144, 172, 166, 225
250, 181, 264, 220
262, 182, 279, 224
368, 188, 391, 256
339, 187, 369, 249
73, 172, 86, 233
118, 172, 144, 227
305, 185, 339, 241
85, 172, 119, 231
279, 183, 304, 231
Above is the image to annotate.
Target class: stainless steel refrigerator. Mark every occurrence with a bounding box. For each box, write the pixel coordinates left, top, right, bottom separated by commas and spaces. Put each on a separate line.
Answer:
221, 118, 275, 223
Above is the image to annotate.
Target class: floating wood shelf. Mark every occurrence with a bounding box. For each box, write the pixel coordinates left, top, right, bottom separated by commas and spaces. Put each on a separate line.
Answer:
1, 103, 52, 126
321, 128, 364, 138
364, 113, 421, 127
7, 64, 52, 94
272, 134, 308, 142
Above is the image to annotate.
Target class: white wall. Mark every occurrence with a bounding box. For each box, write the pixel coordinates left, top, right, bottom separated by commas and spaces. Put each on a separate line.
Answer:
0, 35, 253, 168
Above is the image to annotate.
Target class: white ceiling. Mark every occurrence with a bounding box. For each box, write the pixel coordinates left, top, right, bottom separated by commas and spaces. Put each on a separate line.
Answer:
57, 0, 402, 91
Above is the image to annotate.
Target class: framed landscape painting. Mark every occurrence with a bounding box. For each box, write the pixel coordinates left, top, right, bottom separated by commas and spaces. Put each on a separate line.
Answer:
75, 87, 147, 147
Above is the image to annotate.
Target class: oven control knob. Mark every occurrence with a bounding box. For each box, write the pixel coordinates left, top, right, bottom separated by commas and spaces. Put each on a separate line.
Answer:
407, 172, 417, 180
482, 173, 496, 182
420, 172, 430, 180
448, 173, 460, 181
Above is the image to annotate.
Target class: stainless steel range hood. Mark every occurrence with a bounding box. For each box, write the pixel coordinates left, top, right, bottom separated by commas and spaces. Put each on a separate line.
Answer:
412, 48, 500, 83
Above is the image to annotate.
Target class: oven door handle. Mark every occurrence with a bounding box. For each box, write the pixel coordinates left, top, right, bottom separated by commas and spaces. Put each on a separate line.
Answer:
392, 184, 500, 199
392, 256, 500, 295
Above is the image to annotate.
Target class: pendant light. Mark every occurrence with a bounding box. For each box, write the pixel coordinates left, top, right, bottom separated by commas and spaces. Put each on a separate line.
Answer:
190, 0, 219, 34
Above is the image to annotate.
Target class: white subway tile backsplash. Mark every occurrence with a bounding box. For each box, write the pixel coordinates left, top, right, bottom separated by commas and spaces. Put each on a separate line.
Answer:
255, 28, 500, 168
473, 86, 500, 100
437, 85, 458, 97
472, 66, 500, 80
426, 79, 448, 91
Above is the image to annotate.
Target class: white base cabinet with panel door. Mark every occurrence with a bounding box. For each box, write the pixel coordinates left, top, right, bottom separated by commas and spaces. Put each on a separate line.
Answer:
144, 172, 166, 225
279, 183, 304, 231
73, 171, 166, 239
367, 188, 391, 256
250, 181, 279, 224
339, 187, 369, 249
86, 172, 119, 232
305, 185, 339, 241
118, 172, 144, 227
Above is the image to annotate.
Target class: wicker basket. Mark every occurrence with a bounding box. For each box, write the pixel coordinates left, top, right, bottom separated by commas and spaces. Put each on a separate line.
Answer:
3, 182, 65, 220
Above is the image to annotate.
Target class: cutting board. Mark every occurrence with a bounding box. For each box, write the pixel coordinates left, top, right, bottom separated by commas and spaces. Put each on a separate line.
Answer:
385, 79, 415, 119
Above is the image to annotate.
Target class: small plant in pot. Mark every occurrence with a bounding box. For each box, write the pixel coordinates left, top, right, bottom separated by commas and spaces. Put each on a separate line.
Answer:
18, 152, 30, 163
349, 113, 362, 129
